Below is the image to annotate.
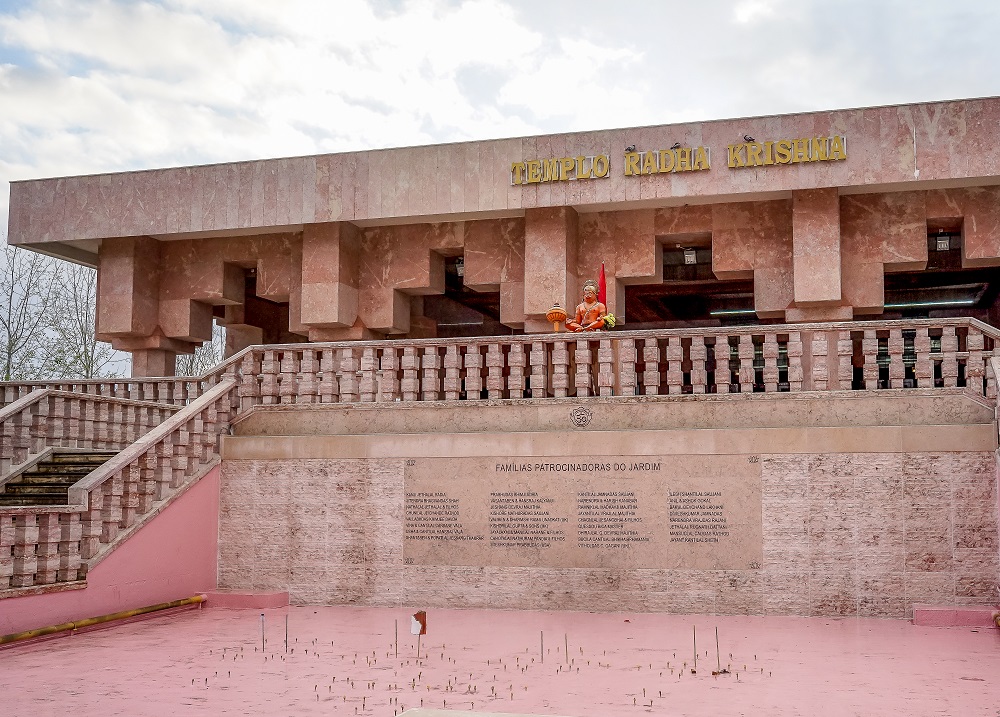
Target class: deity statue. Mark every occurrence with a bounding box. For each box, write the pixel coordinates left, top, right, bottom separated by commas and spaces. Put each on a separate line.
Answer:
566, 279, 607, 332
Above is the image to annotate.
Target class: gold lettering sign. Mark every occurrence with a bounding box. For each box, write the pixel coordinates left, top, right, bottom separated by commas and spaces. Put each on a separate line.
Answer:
510, 155, 611, 185
624, 146, 710, 175
727, 136, 847, 169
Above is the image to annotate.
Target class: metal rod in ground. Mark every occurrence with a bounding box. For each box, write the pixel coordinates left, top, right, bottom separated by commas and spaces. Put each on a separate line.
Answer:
285, 613, 288, 653
693, 625, 697, 671
715, 626, 721, 672
565, 633, 568, 664
417, 632, 421, 660
260, 613, 265, 653
540, 631, 544, 664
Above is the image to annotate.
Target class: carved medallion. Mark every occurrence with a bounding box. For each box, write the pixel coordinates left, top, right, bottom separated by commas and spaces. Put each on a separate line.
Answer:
569, 406, 593, 427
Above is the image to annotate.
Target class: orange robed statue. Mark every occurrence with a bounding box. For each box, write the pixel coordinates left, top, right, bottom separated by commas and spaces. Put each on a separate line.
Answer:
566, 279, 607, 332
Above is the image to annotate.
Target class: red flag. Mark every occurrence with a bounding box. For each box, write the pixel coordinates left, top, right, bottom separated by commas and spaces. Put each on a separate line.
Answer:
410, 611, 427, 635
598, 262, 607, 305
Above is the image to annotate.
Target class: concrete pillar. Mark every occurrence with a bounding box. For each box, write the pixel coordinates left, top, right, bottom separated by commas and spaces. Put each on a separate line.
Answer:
523, 207, 578, 332
299, 222, 360, 329
131, 349, 176, 378
792, 188, 842, 306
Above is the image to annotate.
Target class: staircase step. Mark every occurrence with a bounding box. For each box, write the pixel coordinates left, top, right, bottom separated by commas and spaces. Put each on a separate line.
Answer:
25, 463, 99, 475
0, 494, 68, 506
4, 483, 75, 495
47, 452, 118, 463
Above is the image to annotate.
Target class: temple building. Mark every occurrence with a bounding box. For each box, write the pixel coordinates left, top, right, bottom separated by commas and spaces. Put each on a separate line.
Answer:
8, 96, 1000, 376
2, 97, 999, 627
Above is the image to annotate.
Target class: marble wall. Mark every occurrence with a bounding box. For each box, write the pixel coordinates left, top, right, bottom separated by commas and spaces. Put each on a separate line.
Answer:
216, 392, 999, 618
217, 451, 998, 617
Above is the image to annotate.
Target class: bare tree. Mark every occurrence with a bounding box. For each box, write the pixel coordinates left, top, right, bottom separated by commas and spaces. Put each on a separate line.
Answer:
0, 239, 61, 380
175, 321, 226, 376
45, 262, 125, 378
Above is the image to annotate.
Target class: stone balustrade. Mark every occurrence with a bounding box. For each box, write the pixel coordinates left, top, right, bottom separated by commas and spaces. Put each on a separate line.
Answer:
2, 316, 999, 592
0, 390, 180, 476
0, 380, 236, 590
226, 318, 1000, 405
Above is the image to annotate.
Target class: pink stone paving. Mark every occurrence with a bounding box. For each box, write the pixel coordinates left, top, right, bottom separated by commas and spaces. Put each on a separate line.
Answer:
2, 605, 998, 716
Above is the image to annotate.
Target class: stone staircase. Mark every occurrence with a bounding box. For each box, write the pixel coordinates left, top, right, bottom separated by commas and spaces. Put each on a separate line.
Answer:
0, 451, 119, 506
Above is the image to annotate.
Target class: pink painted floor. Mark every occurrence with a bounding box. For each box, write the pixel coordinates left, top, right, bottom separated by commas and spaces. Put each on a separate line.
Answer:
1, 605, 998, 717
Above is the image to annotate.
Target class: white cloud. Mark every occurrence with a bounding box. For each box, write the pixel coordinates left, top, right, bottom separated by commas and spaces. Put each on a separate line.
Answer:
1, 0, 1000, 233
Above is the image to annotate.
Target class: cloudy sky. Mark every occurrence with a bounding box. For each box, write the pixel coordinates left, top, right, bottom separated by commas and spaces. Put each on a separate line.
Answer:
1, 0, 999, 233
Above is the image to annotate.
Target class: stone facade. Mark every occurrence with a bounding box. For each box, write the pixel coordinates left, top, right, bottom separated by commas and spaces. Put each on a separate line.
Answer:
8, 97, 1000, 374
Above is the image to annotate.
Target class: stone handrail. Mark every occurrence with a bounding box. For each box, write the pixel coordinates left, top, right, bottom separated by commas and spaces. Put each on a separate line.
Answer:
0, 379, 236, 590
0, 390, 180, 476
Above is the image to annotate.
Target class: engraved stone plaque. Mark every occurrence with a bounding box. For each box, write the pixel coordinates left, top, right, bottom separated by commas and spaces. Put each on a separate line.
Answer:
403, 455, 762, 570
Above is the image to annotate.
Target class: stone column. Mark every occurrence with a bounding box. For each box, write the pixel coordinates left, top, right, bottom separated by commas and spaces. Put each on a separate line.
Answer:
523, 207, 578, 333
131, 349, 176, 378
300, 221, 360, 331
786, 188, 852, 322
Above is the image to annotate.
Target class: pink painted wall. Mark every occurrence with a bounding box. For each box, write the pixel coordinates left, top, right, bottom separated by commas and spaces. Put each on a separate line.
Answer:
0, 467, 220, 636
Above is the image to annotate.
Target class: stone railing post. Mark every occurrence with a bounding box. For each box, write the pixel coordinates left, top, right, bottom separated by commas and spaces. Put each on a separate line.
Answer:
666, 337, 684, 394
486, 343, 505, 400
690, 337, 708, 393
573, 339, 593, 398
940, 327, 959, 387
298, 348, 320, 404
642, 338, 661, 395
421, 346, 443, 402
318, 348, 340, 404
338, 348, 361, 403
377, 347, 400, 402
463, 344, 484, 400
551, 340, 571, 398
359, 348, 378, 402
507, 343, 528, 399
400, 347, 420, 401
861, 329, 878, 390
888, 328, 905, 388
529, 342, 548, 398
914, 328, 933, 389
787, 331, 804, 391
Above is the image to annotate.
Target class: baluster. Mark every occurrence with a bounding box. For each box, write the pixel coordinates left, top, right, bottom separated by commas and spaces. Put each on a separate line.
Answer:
400, 347, 420, 401
642, 339, 661, 395
888, 328, 905, 388
138, 450, 158, 513
318, 349, 340, 403
507, 342, 528, 398
551, 340, 571, 398
787, 331, 804, 392
967, 328, 986, 395
666, 337, 684, 394
100, 471, 126, 544
58, 514, 83, 582
377, 347, 400, 402
940, 327, 959, 387
29, 397, 50, 454
259, 350, 280, 404
529, 341, 548, 398
156, 438, 176, 496
464, 344, 484, 400
836, 331, 854, 390
171, 379, 187, 406
421, 346, 442, 401
486, 343, 505, 399
80, 491, 103, 559
736, 335, 754, 392
597, 338, 615, 397
359, 347, 378, 402
35, 514, 61, 584
761, 333, 779, 391
338, 348, 360, 402
82, 400, 98, 449
914, 328, 933, 389
109, 403, 125, 448
277, 350, 299, 404
298, 349, 320, 404
51, 395, 67, 447
811, 331, 829, 391
120, 462, 142, 529
717, 338, 733, 394
573, 339, 593, 397
11, 515, 40, 588
862, 329, 879, 390
443, 345, 462, 400
690, 337, 708, 393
